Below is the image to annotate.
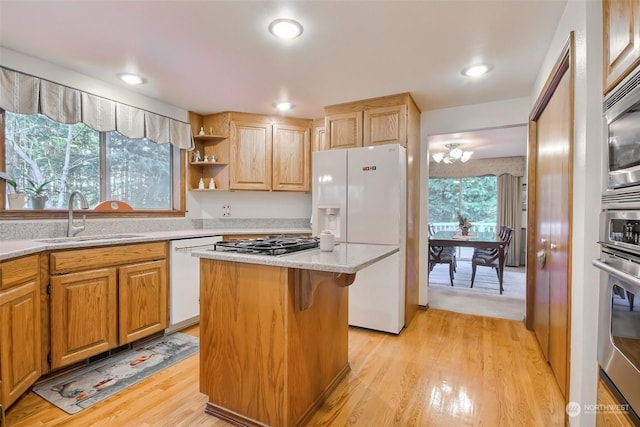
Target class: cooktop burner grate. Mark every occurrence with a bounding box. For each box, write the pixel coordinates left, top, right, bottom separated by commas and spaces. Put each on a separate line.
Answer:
214, 235, 319, 255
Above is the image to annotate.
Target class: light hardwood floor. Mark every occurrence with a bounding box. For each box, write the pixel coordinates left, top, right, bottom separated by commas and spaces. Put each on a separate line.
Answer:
5, 309, 566, 426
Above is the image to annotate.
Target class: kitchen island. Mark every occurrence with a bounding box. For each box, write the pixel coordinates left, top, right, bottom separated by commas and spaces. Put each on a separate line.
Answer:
192, 243, 398, 427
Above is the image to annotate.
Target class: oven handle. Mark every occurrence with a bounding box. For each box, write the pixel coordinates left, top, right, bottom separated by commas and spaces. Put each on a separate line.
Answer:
592, 258, 640, 288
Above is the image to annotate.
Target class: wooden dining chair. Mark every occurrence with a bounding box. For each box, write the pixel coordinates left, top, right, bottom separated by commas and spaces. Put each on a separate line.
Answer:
429, 245, 457, 286
470, 227, 513, 294
428, 223, 457, 286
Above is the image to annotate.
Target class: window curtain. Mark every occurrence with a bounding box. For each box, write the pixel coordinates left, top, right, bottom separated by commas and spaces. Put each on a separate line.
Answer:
497, 173, 522, 266
0, 67, 193, 150
429, 156, 525, 179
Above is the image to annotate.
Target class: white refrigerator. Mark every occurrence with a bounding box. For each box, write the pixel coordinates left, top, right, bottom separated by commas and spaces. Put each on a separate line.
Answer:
312, 144, 407, 334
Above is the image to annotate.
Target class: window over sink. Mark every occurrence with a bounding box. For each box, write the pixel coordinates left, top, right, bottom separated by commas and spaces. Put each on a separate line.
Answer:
1, 110, 184, 216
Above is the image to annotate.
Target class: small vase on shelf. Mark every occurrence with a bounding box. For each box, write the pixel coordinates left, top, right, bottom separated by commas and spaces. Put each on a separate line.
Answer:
209, 178, 216, 190
198, 178, 205, 189
461, 226, 469, 236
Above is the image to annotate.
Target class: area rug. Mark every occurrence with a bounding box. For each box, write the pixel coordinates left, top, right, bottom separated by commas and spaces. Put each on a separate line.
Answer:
428, 261, 526, 321
33, 332, 199, 414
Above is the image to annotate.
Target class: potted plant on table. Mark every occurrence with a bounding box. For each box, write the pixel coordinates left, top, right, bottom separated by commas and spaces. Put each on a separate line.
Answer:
0, 171, 26, 209
457, 211, 472, 236
26, 179, 51, 209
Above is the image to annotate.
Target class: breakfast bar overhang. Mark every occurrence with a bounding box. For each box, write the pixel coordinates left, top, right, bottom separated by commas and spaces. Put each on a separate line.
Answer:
192, 243, 398, 427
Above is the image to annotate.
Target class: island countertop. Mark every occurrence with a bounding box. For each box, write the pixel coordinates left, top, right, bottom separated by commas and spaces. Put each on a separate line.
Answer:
191, 242, 398, 274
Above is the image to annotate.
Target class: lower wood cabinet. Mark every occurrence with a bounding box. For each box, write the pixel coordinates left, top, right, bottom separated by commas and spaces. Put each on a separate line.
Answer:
118, 260, 167, 344
0, 255, 41, 410
49, 243, 168, 370
50, 268, 118, 369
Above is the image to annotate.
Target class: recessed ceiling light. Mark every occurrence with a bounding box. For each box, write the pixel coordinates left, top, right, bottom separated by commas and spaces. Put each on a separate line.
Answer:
118, 73, 145, 85
461, 64, 492, 77
276, 101, 293, 111
269, 19, 303, 40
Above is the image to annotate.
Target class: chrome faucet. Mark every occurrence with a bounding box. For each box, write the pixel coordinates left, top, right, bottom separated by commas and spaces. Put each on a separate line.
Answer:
67, 190, 89, 237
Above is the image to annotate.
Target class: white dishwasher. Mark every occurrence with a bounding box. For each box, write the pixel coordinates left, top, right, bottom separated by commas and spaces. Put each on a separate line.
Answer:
167, 235, 221, 333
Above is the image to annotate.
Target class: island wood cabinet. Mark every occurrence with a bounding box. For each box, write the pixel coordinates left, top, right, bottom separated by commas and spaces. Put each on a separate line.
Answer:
603, 0, 640, 94
324, 94, 413, 150
199, 259, 351, 427
48, 242, 168, 369
229, 113, 311, 192
0, 254, 41, 411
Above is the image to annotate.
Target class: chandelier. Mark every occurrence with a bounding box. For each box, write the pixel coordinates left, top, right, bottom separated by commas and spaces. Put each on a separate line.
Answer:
432, 143, 473, 164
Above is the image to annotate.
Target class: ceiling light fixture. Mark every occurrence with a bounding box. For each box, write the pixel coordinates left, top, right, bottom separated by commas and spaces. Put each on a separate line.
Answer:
461, 64, 492, 77
118, 73, 145, 85
269, 18, 303, 40
432, 143, 473, 164
276, 101, 293, 111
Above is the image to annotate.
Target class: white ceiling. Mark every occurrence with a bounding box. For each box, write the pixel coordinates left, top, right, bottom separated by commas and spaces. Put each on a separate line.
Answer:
0, 0, 566, 158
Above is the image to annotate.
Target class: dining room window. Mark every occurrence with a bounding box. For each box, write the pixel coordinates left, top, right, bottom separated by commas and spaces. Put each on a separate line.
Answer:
428, 176, 498, 238
3, 111, 175, 211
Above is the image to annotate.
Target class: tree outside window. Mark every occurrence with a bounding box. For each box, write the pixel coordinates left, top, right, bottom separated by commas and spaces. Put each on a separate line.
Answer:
428, 176, 497, 238
4, 112, 171, 210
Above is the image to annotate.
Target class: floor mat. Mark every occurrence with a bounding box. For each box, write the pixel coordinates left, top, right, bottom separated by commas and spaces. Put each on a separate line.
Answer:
32, 332, 199, 414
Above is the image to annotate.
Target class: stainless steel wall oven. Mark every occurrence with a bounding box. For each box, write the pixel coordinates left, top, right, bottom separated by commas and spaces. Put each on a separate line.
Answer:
594, 211, 640, 420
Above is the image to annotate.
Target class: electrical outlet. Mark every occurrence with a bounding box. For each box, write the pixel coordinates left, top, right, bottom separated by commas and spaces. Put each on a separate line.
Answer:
222, 205, 231, 217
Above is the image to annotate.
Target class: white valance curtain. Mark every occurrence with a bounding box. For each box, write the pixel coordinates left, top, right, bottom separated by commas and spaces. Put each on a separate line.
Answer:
0, 67, 193, 149
429, 156, 525, 178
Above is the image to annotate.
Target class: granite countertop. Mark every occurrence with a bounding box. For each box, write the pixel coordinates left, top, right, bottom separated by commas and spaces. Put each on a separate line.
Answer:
0, 228, 312, 261
191, 243, 399, 274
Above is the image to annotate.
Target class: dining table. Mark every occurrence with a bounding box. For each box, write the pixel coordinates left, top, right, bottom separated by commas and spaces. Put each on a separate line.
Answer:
429, 231, 508, 292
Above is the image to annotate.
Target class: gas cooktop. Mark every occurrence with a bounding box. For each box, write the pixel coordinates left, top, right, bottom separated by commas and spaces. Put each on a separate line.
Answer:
213, 235, 319, 256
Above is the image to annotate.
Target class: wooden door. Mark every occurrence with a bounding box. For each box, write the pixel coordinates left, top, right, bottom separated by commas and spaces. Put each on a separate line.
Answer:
230, 121, 272, 190
50, 268, 118, 369
527, 36, 573, 400
0, 257, 41, 409
325, 111, 362, 149
364, 104, 407, 147
272, 124, 310, 191
119, 260, 168, 344
603, 0, 640, 94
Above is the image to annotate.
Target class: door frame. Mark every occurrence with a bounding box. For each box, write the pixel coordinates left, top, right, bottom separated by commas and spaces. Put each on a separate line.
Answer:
526, 33, 574, 402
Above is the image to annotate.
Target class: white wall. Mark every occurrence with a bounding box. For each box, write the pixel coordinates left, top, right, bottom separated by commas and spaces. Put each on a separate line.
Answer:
1, 48, 313, 221
419, 97, 531, 306
422, 97, 530, 136
187, 191, 311, 220
530, 1, 602, 425
1, 47, 188, 122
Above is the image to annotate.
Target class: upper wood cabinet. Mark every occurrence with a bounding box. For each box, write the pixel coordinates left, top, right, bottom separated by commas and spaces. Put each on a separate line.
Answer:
324, 94, 413, 150
230, 120, 273, 191
272, 123, 310, 191
603, 0, 640, 94
187, 112, 230, 191
229, 113, 311, 192
0, 255, 41, 410
364, 104, 407, 147
189, 111, 312, 192
325, 111, 362, 150
311, 118, 326, 152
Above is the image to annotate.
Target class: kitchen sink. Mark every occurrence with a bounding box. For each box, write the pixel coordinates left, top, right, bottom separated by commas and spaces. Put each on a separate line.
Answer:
36, 234, 145, 244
